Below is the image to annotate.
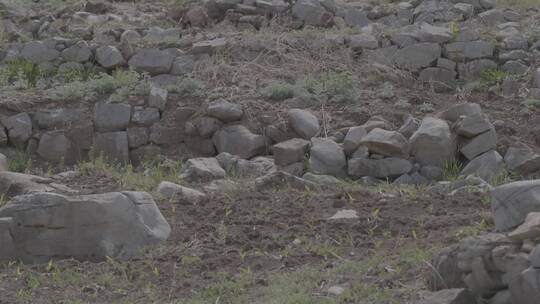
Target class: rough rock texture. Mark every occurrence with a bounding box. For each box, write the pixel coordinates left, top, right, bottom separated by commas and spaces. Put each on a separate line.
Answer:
179, 157, 226, 182
348, 157, 412, 179
308, 138, 347, 178
491, 180, 540, 231
360, 128, 409, 158
156, 181, 206, 204
0, 191, 170, 263
288, 109, 320, 139
212, 125, 268, 159
0, 172, 54, 198
410, 117, 455, 167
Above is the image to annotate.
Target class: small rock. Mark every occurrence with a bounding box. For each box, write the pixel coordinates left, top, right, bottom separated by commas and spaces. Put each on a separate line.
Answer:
206, 99, 243, 122
179, 158, 226, 183
288, 109, 320, 139
156, 181, 206, 204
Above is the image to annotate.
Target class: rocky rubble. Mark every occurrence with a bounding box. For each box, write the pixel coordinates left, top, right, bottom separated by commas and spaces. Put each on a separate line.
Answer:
426, 180, 540, 303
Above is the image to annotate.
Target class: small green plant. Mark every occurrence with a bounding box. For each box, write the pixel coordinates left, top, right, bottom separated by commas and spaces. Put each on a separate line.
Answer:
449, 21, 460, 39
442, 160, 463, 181
167, 77, 204, 96
8, 150, 34, 173
262, 82, 296, 101
480, 68, 508, 84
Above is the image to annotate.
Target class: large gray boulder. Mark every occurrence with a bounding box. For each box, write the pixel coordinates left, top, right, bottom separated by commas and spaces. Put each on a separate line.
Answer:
272, 138, 310, 167
1, 113, 32, 147
393, 43, 441, 71
37, 131, 78, 165
212, 125, 268, 159
348, 157, 412, 179
491, 180, 540, 231
61, 41, 92, 62
292, 0, 334, 27
461, 150, 504, 181
308, 138, 347, 178
128, 49, 174, 75
0, 191, 170, 263
509, 267, 540, 304
460, 127, 497, 160
94, 102, 131, 132
179, 157, 226, 182
444, 40, 494, 61
410, 117, 455, 167
0, 172, 54, 198
94, 131, 129, 163
95, 45, 125, 69
288, 109, 320, 139
20, 41, 59, 64
206, 99, 243, 123
504, 146, 540, 175
359, 128, 409, 158
440, 103, 482, 122
343, 126, 367, 155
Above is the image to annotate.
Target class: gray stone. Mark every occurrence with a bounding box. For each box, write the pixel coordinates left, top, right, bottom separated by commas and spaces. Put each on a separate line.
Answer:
350, 145, 369, 159
509, 267, 540, 304
272, 138, 310, 166
0, 191, 170, 263
419, 288, 475, 304
460, 127, 497, 160
207, 99, 243, 122
148, 86, 168, 111
458, 59, 498, 80
180, 157, 226, 182
94, 131, 129, 163
456, 114, 492, 138
37, 131, 78, 165
360, 128, 409, 158
421, 165, 443, 181
302, 172, 342, 186
532, 68, 540, 88
505, 146, 540, 175
328, 210, 358, 220
394, 172, 428, 185
156, 181, 206, 204
530, 245, 540, 268
438, 58, 456, 71
235, 157, 276, 177
419, 67, 457, 92
95, 45, 125, 69
292, 0, 334, 27
343, 126, 367, 155
132, 107, 160, 126
94, 102, 131, 132
345, 34, 378, 50
33, 108, 86, 129
1, 113, 32, 147
398, 115, 420, 139
191, 38, 227, 55
444, 41, 494, 61
440, 103, 483, 122
288, 109, 320, 139
213, 125, 267, 159
255, 171, 316, 191
194, 117, 222, 138
417, 22, 453, 43
489, 290, 511, 304
308, 138, 347, 178
463, 257, 505, 297
0, 172, 54, 198
127, 127, 149, 149
478, 8, 504, 25
502, 60, 528, 75
0, 153, 7, 171
502, 35, 529, 51
128, 49, 174, 75
338, 8, 370, 28
410, 117, 455, 167
461, 150, 504, 181
171, 55, 196, 75
429, 245, 465, 290
393, 43, 441, 71
149, 124, 184, 145
348, 157, 412, 179
491, 180, 540, 231
61, 41, 92, 62
508, 212, 540, 242
21, 41, 59, 64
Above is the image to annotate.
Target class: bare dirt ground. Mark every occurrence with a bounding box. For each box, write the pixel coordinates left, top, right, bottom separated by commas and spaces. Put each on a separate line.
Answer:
0, 173, 491, 304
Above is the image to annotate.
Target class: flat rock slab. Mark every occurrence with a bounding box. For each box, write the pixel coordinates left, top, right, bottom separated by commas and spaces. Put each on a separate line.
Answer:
0, 191, 170, 264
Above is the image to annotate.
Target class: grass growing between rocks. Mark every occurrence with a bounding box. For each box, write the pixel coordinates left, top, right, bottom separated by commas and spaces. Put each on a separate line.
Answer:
75, 154, 184, 192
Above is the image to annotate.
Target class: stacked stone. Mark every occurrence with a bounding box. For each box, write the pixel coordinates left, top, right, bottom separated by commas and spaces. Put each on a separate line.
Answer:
427, 180, 540, 304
